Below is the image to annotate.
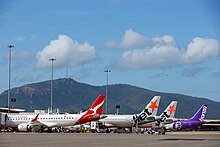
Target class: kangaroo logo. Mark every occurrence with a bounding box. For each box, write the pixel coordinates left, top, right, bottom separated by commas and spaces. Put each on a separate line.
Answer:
87, 100, 104, 116
175, 121, 182, 130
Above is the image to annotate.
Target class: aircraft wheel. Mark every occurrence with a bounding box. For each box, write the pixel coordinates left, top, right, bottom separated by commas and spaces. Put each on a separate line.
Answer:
48, 128, 52, 133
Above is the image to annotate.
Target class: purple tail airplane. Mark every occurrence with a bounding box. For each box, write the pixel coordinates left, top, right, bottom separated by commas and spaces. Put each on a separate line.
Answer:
165, 104, 207, 130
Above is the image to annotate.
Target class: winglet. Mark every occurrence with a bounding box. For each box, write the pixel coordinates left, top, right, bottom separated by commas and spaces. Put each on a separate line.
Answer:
32, 113, 39, 122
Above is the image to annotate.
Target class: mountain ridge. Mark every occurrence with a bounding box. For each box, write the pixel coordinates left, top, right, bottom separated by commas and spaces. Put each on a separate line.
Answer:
0, 78, 219, 119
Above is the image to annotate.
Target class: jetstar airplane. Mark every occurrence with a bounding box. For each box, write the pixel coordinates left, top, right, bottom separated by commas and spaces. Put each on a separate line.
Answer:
154, 101, 178, 127
99, 96, 161, 130
144, 101, 178, 134
165, 104, 207, 130
129, 100, 178, 133
4, 94, 105, 132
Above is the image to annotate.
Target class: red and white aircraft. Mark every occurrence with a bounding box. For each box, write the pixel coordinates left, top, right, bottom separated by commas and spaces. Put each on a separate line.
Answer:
4, 94, 105, 132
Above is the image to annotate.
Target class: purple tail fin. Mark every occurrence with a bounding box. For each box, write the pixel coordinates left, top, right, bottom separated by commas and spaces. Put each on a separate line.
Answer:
190, 104, 207, 121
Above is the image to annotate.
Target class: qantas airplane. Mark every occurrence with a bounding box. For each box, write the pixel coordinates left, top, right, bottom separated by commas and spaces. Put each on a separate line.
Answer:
165, 104, 207, 130
4, 94, 105, 132
99, 96, 161, 130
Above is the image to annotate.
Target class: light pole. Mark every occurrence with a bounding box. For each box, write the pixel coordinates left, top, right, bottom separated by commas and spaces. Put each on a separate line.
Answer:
7, 44, 14, 113
104, 69, 111, 114
49, 58, 56, 113
116, 105, 120, 115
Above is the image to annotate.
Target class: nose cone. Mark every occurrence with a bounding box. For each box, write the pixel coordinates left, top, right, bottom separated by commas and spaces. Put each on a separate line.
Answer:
165, 124, 173, 130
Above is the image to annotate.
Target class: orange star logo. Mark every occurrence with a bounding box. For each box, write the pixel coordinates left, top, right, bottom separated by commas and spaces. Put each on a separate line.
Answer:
167, 105, 175, 115
148, 100, 158, 112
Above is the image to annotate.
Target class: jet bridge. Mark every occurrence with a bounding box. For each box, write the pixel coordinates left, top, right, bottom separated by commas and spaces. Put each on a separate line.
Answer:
0, 113, 7, 126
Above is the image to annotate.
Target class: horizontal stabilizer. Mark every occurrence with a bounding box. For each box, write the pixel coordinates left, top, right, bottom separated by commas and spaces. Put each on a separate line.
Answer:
100, 115, 108, 119
91, 114, 100, 119
163, 118, 174, 124
138, 116, 161, 125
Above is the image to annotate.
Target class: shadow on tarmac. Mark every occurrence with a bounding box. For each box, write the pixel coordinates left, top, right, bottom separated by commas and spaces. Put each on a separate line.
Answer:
160, 138, 220, 141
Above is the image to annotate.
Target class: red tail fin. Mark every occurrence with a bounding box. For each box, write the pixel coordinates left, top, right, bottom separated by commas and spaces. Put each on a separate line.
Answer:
88, 94, 105, 116
75, 94, 105, 125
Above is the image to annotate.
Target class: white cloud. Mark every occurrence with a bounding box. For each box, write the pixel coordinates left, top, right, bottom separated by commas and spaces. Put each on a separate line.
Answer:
152, 35, 175, 45
120, 29, 147, 49
36, 35, 96, 69
182, 37, 220, 64
117, 45, 180, 69
115, 29, 220, 70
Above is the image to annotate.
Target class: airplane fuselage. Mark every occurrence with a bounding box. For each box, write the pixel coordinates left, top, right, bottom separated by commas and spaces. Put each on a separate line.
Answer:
5, 113, 82, 129
166, 120, 205, 130
100, 114, 154, 128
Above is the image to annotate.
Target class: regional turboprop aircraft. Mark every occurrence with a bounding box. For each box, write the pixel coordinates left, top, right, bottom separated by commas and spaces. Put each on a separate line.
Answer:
4, 94, 105, 132
165, 104, 207, 130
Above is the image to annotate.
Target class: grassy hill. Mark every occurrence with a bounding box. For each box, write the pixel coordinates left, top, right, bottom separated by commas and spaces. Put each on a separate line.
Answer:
0, 78, 219, 119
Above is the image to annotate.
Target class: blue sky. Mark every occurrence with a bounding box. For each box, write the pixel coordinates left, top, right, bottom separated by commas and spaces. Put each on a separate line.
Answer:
0, 0, 220, 102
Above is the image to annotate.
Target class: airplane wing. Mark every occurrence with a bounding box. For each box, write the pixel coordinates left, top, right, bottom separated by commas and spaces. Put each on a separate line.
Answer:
103, 123, 117, 128
28, 114, 57, 131
203, 119, 220, 125
197, 121, 206, 125
138, 116, 162, 125
100, 115, 108, 119
163, 118, 174, 124
30, 114, 41, 125
29, 114, 46, 131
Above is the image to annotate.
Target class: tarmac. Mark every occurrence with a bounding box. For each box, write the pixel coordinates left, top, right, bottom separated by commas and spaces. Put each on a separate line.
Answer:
0, 132, 220, 147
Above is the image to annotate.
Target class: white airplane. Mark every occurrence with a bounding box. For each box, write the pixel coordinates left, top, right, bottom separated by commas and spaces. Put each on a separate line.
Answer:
145, 101, 178, 134
99, 96, 161, 129
4, 94, 105, 132
153, 101, 178, 127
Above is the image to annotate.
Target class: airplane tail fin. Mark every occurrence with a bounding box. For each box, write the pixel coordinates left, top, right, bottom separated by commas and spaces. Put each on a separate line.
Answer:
88, 94, 105, 116
135, 96, 160, 121
139, 96, 161, 116
155, 101, 177, 126
160, 101, 178, 118
190, 104, 207, 121
75, 94, 105, 125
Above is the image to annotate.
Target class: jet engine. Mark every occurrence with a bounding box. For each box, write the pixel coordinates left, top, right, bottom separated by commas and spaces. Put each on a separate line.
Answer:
18, 123, 31, 132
